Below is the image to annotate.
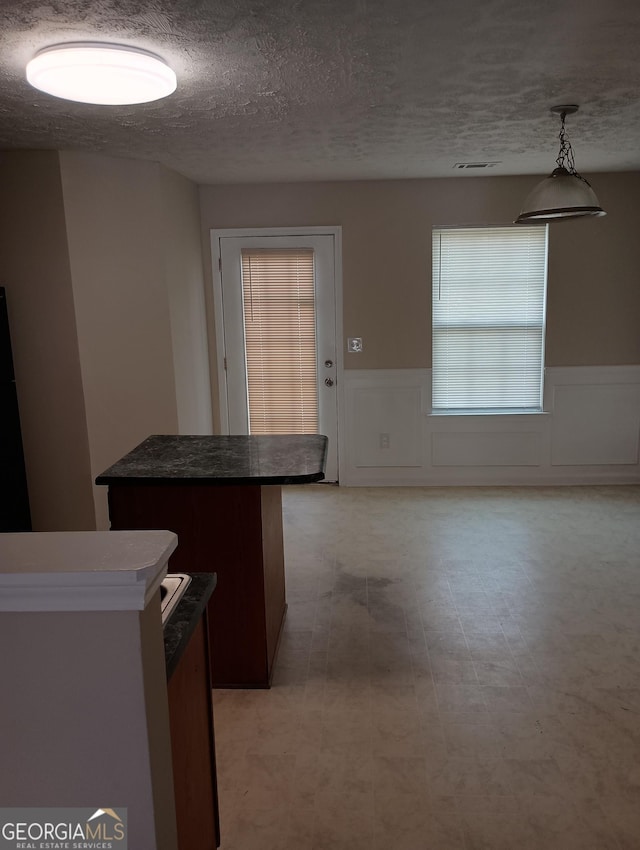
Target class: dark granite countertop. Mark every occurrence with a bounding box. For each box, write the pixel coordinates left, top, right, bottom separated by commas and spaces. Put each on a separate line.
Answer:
164, 572, 217, 679
96, 434, 327, 486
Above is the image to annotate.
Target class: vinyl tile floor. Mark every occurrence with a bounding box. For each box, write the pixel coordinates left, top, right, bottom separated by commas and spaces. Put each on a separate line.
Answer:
212, 485, 640, 849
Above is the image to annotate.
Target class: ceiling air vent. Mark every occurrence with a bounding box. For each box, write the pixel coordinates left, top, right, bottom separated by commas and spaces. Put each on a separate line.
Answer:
453, 162, 501, 170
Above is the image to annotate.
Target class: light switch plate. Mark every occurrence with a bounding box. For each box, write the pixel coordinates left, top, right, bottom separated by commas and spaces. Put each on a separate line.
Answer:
348, 337, 363, 353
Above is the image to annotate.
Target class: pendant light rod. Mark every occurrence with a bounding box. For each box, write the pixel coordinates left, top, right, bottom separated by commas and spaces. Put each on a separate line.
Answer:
550, 105, 585, 181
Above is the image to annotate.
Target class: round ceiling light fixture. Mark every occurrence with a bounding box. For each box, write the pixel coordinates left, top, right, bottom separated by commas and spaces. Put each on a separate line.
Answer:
26, 42, 177, 105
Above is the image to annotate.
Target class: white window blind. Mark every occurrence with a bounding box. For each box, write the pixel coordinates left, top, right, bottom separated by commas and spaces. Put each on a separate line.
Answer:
432, 225, 548, 412
241, 247, 319, 434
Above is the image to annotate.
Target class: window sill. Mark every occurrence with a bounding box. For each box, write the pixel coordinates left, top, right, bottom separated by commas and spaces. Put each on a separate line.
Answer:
428, 409, 549, 417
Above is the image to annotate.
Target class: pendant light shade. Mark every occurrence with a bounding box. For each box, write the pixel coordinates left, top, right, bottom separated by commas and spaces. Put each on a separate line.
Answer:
516, 106, 605, 224
26, 42, 177, 105
517, 166, 606, 222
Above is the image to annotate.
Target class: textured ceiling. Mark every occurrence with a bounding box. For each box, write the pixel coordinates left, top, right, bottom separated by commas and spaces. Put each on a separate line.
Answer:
1, 0, 640, 184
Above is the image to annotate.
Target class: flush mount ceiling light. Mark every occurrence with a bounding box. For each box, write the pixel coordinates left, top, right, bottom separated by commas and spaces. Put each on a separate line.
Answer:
515, 105, 606, 223
26, 42, 177, 105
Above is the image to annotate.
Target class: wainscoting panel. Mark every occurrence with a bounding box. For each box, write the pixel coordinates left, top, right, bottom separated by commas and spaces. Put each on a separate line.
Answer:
431, 431, 543, 467
353, 386, 422, 467
340, 366, 640, 486
549, 370, 640, 466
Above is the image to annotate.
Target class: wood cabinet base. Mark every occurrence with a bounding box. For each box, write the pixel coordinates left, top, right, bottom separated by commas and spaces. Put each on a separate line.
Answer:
167, 616, 220, 849
109, 483, 286, 687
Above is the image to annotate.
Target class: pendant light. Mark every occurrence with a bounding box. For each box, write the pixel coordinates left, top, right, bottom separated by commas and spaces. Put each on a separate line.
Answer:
515, 105, 606, 223
26, 42, 177, 105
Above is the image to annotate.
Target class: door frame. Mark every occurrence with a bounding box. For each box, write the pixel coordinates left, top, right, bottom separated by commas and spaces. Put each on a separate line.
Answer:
210, 226, 344, 481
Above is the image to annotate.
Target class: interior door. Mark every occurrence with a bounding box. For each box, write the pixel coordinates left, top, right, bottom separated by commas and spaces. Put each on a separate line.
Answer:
214, 231, 339, 481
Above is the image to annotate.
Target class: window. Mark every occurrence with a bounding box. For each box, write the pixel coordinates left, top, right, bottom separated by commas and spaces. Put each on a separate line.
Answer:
241, 247, 318, 434
432, 225, 548, 413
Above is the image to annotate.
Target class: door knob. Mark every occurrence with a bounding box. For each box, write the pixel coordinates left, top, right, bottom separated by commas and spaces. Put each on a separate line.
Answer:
324, 377, 334, 387
324, 360, 334, 368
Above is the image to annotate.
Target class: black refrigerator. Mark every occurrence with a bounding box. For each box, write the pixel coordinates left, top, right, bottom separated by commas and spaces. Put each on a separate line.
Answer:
0, 287, 31, 531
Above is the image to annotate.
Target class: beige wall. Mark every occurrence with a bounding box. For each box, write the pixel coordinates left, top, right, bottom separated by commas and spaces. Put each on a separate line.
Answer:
3, 158, 637, 523
546, 175, 640, 366
0, 151, 210, 531
59, 153, 182, 529
159, 165, 213, 435
0, 151, 95, 531
199, 172, 640, 377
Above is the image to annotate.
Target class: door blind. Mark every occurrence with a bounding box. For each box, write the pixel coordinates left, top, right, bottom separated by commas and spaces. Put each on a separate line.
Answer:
432, 225, 548, 412
241, 248, 319, 434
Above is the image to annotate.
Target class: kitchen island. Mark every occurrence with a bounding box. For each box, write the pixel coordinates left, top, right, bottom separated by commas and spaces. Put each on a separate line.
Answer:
97, 434, 327, 688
